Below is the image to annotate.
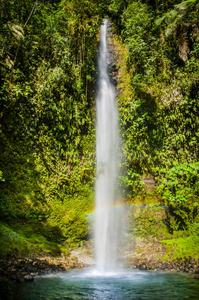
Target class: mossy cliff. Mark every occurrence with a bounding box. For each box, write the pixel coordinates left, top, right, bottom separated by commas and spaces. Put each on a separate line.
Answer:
111, 0, 199, 266
0, 0, 100, 257
0, 0, 199, 268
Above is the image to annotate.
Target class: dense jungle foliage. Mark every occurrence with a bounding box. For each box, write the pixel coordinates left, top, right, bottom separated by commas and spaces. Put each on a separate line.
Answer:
0, 0, 199, 258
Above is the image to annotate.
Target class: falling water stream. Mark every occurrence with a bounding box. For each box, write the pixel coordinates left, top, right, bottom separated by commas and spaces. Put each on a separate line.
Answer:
12, 19, 199, 300
95, 18, 121, 274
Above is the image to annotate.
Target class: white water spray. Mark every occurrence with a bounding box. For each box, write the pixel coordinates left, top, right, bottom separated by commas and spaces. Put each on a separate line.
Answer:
95, 19, 122, 273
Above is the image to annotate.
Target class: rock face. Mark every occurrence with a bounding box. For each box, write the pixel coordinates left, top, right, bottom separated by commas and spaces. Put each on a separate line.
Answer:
124, 238, 199, 277
106, 20, 118, 88
70, 244, 94, 266
141, 175, 156, 192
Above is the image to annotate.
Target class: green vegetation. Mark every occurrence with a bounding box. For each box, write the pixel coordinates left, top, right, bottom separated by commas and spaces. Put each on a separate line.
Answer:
129, 204, 199, 261
110, 0, 199, 260
161, 220, 199, 260
0, 0, 199, 261
162, 233, 199, 260
157, 162, 199, 232
0, 0, 100, 256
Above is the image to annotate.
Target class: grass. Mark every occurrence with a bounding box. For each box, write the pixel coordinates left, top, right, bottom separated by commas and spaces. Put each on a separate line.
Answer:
0, 221, 69, 257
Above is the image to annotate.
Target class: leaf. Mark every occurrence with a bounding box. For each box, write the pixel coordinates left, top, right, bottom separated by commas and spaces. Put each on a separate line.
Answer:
5, 56, 14, 68
169, 10, 178, 19
175, 0, 196, 10
155, 16, 166, 26
8, 23, 24, 40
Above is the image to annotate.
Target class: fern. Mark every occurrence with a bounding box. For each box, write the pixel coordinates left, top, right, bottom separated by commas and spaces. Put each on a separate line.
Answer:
8, 23, 24, 41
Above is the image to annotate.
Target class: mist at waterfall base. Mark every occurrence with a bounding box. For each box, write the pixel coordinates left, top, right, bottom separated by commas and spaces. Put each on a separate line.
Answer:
12, 20, 199, 300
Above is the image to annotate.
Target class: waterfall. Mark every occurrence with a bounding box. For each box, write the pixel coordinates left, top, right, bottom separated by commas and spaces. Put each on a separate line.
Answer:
95, 19, 121, 273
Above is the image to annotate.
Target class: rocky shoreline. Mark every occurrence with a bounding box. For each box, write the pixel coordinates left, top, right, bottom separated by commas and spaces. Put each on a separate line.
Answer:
0, 253, 84, 283
1, 240, 199, 284
124, 238, 199, 279
131, 257, 199, 279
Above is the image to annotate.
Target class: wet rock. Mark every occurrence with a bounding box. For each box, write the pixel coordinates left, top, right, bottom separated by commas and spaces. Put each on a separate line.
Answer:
0, 252, 86, 283
16, 276, 25, 283
132, 265, 137, 269
106, 20, 118, 87
30, 272, 38, 276
24, 275, 34, 282
139, 265, 147, 270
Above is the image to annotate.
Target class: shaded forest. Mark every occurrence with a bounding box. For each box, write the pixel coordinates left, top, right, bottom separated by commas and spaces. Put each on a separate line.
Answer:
0, 0, 199, 260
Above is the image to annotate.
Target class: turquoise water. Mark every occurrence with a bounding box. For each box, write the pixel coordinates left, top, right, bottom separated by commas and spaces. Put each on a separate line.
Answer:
15, 268, 199, 300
